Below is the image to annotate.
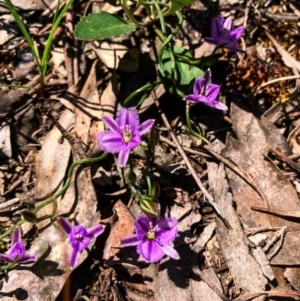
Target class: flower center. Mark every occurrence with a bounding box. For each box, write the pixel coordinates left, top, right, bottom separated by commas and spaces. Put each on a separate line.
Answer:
121, 125, 132, 143
221, 28, 230, 37
75, 233, 84, 243
200, 85, 209, 96
69, 225, 90, 251
146, 222, 158, 240
10, 242, 25, 261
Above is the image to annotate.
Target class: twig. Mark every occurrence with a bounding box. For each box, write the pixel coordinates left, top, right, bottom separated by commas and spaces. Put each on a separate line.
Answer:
203, 146, 269, 204
159, 135, 211, 158
0, 197, 20, 210
40, 105, 86, 160
255, 75, 300, 93
261, 9, 299, 21
251, 206, 300, 218
264, 30, 300, 75
264, 226, 287, 260
160, 135, 268, 203
151, 88, 230, 227
268, 145, 300, 173
243, 0, 252, 29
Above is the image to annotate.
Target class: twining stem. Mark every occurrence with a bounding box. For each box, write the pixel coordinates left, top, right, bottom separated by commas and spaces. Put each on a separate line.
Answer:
120, 0, 145, 27
0, 153, 107, 241
185, 103, 209, 143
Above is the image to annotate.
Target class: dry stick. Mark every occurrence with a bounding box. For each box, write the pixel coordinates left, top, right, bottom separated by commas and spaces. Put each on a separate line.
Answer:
268, 144, 300, 173
203, 145, 269, 204
41, 106, 86, 160
151, 89, 230, 227
41, 0, 66, 18
251, 206, 300, 219
0, 197, 20, 210
160, 135, 268, 203
159, 135, 211, 158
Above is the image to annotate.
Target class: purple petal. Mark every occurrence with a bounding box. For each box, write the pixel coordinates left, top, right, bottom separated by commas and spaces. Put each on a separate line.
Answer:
126, 134, 141, 150
11, 227, 22, 245
160, 245, 180, 260
203, 37, 219, 46
211, 16, 224, 40
18, 253, 35, 264
118, 148, 130, 167
155, 217, 178, 245
223, 17, 232, 31
102, 116, 121, 133
69, 225, 90, 251
97, 131, 124, 153
69, 247, 80, 268
229, 27, 244, 42
137, 240, 164, 263
207, 100, 228, 110
156, 217, 178, 230
57, 217, 73, 235
206, 83, 220, 102
197, 95, 211, 103
116, 108, 140, 133
138, 119, 154, 135
8, 242, 25, 261
193, 77, 205, 97
201, 97, 228, 110
184, 94, 198, 103
135, 215, 153, 238
120, 234, 140, 246
0, 253, 13, 263
87, 224, 105, 238
156, 227, 178, 245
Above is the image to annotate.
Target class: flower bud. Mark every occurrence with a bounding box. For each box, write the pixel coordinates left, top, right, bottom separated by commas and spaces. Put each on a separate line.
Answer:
126, 170, 137, 185
22, 211, 37, 224
150, 182, 160, 201
149, 126, 159, 150
140, 199, 159, 218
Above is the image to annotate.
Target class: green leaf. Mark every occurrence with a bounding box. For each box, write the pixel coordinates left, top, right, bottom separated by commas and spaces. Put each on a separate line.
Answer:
164, 0, 197, 16
161, 46, 204, 94
74, 12, 136, 40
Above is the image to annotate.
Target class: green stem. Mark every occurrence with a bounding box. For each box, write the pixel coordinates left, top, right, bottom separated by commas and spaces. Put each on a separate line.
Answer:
120, 0, 145, 27
41, 0, 76, 84
0, 152, 108, 241
4, 0, 42, 69
124, 80, 162, 106
185, 103, 209, 143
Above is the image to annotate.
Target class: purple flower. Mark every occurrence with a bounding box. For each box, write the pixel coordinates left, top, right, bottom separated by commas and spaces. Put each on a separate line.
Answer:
0, 227, 35, 264
184, 70, 228, 110
58, 217, 105, 268
97, 108, 154, 167
204, 15, 246, 53
121, 215, 179, 263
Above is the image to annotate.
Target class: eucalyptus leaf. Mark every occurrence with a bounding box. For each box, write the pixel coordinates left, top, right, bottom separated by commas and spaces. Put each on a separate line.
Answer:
74, 12, 136, 41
